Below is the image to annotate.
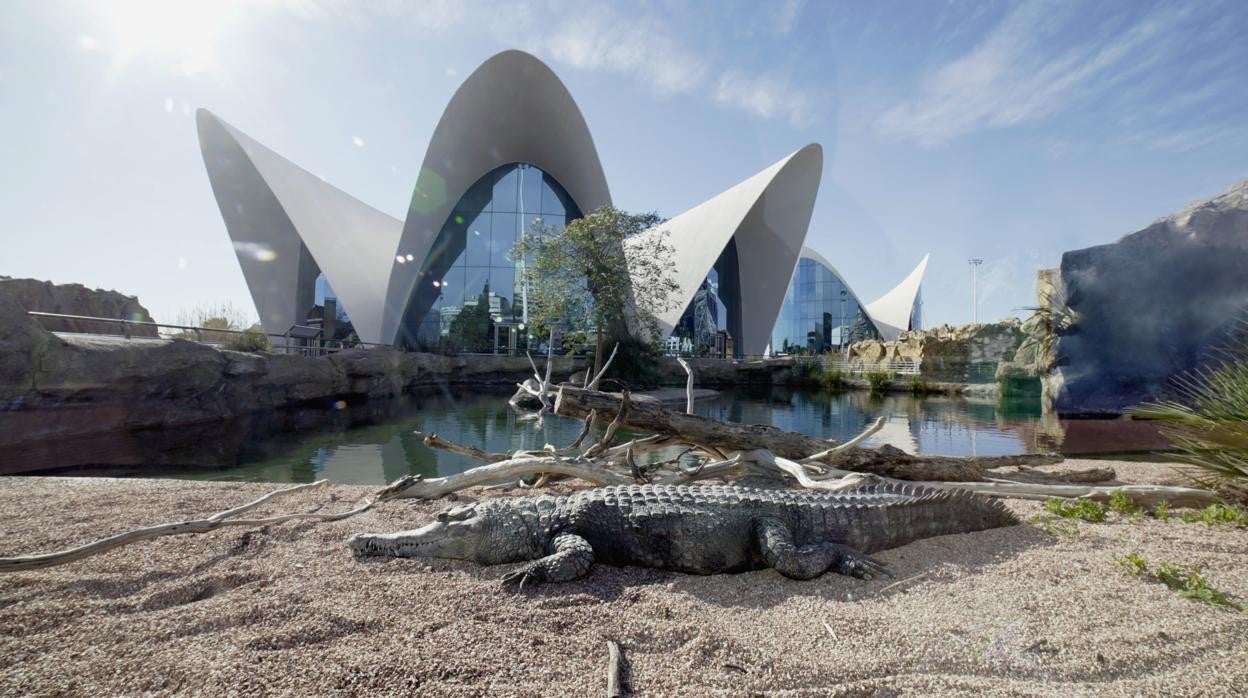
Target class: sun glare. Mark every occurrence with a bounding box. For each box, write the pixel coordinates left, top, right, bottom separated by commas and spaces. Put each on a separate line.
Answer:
93, 0, 242, 75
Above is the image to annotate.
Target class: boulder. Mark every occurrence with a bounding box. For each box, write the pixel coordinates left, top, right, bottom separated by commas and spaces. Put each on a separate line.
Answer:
1046, 181, 1248, 415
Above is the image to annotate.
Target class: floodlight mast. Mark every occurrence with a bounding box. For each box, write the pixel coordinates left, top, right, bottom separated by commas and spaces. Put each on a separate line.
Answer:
968, 258, 983, 323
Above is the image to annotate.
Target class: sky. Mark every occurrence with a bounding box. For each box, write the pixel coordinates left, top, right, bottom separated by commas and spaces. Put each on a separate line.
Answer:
2, 0, 1246, 329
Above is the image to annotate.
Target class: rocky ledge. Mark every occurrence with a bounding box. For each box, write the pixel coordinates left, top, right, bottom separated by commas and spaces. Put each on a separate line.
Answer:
0, 294, 583, 465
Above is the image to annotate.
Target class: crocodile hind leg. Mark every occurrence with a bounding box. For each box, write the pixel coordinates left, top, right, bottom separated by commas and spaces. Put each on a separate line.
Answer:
501, 532, 595, 589
753, 517, 888, 580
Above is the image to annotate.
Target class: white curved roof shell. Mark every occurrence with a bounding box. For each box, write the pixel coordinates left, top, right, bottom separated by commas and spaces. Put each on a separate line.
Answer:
381, 49, 613, 344
864, 253, 929, 341
197, 110, 402, 343
629, 144, 823, 356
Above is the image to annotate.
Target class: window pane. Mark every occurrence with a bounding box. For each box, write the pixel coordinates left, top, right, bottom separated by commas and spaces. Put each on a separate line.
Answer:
439, 263, 466, 307
518, 164, 542, 215
465, 211, 490, 265
490, 265, 517, 319
463, 266, 490, 302
492, 212, 519, 266
541, 174, 567, 217
492, 166, 518, 213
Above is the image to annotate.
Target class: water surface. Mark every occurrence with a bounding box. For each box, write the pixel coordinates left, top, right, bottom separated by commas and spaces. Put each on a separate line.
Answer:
12, 386, 1167, 485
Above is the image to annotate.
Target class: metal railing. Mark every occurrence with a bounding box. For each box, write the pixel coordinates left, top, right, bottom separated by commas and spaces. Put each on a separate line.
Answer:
26, 311, 392, 356
820, 357, 922, 376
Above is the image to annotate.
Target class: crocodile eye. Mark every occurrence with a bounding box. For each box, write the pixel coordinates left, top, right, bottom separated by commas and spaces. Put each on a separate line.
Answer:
436, 505, 477, 522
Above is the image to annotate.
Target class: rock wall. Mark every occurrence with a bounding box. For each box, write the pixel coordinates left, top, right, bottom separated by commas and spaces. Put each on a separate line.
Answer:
847, 321, 1025, 382
0, 277, 159, 337
0, 292, 585, 470
1045, 181, 1248, 415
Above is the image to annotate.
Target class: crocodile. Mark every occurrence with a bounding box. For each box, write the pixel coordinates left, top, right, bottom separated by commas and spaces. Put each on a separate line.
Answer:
348, 483, 1018, 586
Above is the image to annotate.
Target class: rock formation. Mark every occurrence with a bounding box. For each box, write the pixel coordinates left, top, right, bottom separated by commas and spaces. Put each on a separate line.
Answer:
0, 291, 585, 474
0, 277, 159, 337
1044, 181, 1248, 415
846, 321, 1025, 383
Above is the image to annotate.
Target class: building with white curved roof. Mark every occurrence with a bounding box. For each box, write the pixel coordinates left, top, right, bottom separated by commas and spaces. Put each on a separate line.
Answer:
770, 247, 928, 353
197, 50, 828, 353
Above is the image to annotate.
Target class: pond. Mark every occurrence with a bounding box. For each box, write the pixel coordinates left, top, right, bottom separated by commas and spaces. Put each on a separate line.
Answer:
11, 386, 1172, 485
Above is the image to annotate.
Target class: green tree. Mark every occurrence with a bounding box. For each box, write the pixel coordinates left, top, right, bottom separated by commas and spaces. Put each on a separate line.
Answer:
512, 206, 680, 378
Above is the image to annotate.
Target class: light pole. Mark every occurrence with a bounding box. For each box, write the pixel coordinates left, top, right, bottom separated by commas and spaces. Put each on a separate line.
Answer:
968, 258, 983, 324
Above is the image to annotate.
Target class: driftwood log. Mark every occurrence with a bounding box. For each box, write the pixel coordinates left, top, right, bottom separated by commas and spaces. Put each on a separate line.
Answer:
554, 386, 1060, 481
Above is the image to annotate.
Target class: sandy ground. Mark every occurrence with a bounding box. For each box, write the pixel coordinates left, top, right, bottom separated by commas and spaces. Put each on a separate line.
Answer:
1, 463, 1246, 697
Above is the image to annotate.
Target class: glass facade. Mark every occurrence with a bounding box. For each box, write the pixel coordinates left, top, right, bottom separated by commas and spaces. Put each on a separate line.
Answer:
671, 238, 742, 357
305, 273, 356, 341
771, 256, 878, 354
398, 163, 581, 350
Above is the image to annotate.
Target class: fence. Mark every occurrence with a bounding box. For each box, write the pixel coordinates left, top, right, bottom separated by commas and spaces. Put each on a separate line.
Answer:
26, 311, 391, 357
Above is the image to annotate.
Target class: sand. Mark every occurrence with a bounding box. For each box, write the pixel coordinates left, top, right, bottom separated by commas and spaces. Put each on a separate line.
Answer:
1, 463, 1246, 696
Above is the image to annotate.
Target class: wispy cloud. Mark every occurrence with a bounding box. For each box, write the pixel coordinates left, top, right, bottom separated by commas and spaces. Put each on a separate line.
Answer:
716, 70, 817, 127
878, 1, 1176, 146
544, 9, 708, 95
772, 0, 806, 35
276, 0, 820, 126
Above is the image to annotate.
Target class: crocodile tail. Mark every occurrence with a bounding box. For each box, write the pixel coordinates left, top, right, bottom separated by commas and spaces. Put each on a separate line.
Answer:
850, 483, 1019, 553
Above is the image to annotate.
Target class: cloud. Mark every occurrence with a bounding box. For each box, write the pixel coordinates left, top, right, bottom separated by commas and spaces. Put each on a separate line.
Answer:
275, 0, 819, 125
544, 9, 708, 95
715, 70, 817, 127
772, 0, 805, 35
878, 1, 1175, 146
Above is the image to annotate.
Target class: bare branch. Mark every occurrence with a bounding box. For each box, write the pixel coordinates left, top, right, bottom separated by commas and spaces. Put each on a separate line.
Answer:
0, 479, 400, 573
583, 389, 631, 459
570, 410, 597, 450
676, 357, 694, 414
419, 432, 511, 463
799, 416, 886, 463
587, 342, 620, 391
391, 456, 633, 500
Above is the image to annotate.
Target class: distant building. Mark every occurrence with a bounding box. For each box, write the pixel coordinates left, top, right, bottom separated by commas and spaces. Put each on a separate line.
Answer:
771, 248, 929, 353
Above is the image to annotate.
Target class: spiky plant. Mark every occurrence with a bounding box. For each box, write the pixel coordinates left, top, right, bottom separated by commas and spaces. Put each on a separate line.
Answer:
1017, 288, 1078, 364
1130, 324, 1248, 503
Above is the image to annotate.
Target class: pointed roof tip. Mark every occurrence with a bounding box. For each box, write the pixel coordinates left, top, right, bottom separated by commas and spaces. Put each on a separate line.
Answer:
863, 253, 930, 341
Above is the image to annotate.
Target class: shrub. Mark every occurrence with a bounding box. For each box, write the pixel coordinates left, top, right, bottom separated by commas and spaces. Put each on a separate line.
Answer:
787, 361, 822, 387
907, 376, 930, 395
1129, 321, 1248, 503
821, 369, 848, 392
865, 371, 893, 393
224, 327, 270, 353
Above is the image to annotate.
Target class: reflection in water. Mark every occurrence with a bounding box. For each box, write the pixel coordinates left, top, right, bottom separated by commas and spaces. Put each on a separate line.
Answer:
13, 386, 1162, 485
186, 387, 1054, 485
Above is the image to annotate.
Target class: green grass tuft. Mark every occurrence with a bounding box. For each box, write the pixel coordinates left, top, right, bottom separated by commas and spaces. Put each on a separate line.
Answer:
1115, 554, 1243, 611
1028, 515, 1080, 538
1044, 497, 1108, 522
1179, 503, 1248, 527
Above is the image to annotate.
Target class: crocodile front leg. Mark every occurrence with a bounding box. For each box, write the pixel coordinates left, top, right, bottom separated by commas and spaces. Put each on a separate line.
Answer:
753, 517, 888, 580
501, 532, 595, 588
